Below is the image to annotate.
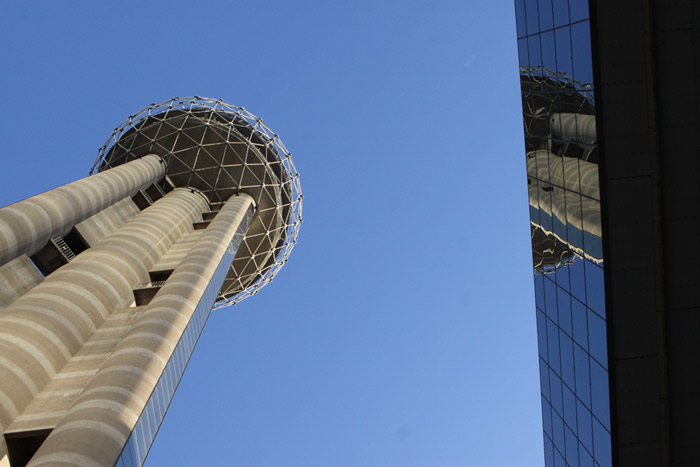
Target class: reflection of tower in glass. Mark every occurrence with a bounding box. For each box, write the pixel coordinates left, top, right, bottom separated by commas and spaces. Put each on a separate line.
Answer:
516, 1, 700, 464
522, 68, 602, 271
519, 65, 610, 467
0, 97, 302, 467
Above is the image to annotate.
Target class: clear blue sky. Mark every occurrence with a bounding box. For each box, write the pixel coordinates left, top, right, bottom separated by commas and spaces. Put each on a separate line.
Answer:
0, 1, 542, 465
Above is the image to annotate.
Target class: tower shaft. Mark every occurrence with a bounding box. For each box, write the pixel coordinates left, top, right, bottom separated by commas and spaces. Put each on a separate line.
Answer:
26, 194, 254, 467
0, 155, 164, 266
0, 187, 207, 465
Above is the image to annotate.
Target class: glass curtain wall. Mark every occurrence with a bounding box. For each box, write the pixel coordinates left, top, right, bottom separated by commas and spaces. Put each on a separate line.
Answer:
514, 1, 611, 466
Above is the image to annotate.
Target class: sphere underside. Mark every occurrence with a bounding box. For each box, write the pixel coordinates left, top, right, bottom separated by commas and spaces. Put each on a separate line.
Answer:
91, 97, 301, 308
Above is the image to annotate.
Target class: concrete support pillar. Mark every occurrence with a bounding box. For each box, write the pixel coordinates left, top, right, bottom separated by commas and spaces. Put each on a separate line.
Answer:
28, 194, 255, 467
0, 189, 207, 462
0, 155, 165, 266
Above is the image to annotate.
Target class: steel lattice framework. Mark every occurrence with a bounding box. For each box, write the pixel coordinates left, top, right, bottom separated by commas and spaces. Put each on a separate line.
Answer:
91, 97, 302, 308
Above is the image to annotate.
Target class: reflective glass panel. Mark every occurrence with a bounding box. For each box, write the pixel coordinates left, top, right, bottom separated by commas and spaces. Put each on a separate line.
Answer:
525, 0, 540, 35
554, 26, 573, 77
580, 446, 594, 467
541, 358, 551, 400
547, 319, 561, 372
555, 450, 566, 467
550, 369, 564, 414
545, 276, 558, 323
585, 262, 605, 317
572, 298, 588, 349
515, 1, 610, 465
576, 399, 593, 452
574, 344, 591, 406
569, 258, 586, 308
538, 0, 554, 31
565, 425, 579, 467
545, 435, 555, 466
538, 311, 549, 360
552, 411, 566, 454
543, 396, 553, 436
587, 310, 607, 367
560, 331, 575, 388
590, 360, 610, 428
569, 0, 589, 23
562, 383, 577, 429
553, 0, 569, 28
593, 419, 612, 467
557, 287, 572, 335
571, 21, 593, 85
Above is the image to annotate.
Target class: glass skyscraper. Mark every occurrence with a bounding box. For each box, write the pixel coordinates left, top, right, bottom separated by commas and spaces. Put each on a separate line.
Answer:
515, 1, 700, 466
514, 1, 610, 465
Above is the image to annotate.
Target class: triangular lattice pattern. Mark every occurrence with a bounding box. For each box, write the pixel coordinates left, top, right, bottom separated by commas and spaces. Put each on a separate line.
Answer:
91, 97, 302, 309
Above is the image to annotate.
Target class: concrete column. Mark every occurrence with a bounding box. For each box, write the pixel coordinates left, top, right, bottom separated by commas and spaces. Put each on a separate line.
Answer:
0, 189, 208, 462
0, 155, 165, 266
28, 194, 255, 467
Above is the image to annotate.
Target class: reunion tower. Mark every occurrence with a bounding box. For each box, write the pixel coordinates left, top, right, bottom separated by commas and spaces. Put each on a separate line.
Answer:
0, 97, 302, 467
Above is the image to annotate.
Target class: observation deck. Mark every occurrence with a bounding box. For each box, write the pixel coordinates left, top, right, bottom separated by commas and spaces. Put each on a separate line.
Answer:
91, 97, 302, 307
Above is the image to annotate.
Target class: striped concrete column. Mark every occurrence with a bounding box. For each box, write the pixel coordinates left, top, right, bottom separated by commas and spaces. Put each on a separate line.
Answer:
0, 155, 165, 266
28, 194, 255, 467
0, 189, 207, 462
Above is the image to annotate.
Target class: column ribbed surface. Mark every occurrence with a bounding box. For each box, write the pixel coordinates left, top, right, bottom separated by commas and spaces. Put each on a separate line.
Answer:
27, 194, 254, 467
0, 155, 165, 265
0, 188, 207, 462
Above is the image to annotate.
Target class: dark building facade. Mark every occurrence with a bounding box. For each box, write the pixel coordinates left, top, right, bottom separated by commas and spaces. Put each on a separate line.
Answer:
515, 1, 700, 466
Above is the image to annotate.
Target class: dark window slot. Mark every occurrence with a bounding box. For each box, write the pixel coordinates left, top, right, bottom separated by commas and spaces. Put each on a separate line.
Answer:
145, 184, 164, 203
131, 190, 152, 211
5, 429, 52, 467
29, 240, 69, 276
149, 269, 173, 283
133, 284, 163, 306
62, 228, 89, 254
